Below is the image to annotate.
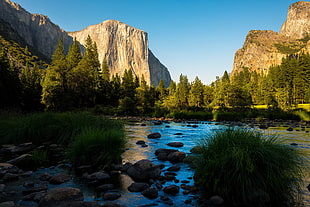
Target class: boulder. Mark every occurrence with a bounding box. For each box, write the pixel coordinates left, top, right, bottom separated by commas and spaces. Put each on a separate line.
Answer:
167, 165, 181, 171
7, 154, 32, 167
38, 187, 83, 207
141, 187, 158, 199
163, 185, 180, 194
49, 174, 70, 184
147, 132, 161, 138
97, 184, 115, 191
103, 192, 121, 201
167, 151, 186, 163
0, 201, 15, 207
126, 159, 161, 182
167, 142, 184, 148
11, 143, 34, 154
85, 171, 110, 181
128, 183, 149, 192
136, 140, 146, 145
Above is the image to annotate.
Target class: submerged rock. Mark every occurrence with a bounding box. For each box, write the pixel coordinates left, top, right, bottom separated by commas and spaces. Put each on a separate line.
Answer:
126, 159, 161, 182
141, 187, 158, 199
38, 187, 83, 207
128, 182, 149, 192
147, 132, 161, 139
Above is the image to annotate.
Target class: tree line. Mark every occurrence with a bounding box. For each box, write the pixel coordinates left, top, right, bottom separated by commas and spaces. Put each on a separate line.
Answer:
1, 35, 310, 115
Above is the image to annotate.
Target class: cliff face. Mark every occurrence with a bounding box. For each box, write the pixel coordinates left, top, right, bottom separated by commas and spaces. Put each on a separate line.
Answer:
69, 20, 171, 86
0, 0, 73, 58
280, 1, 310, 38
232, 1, 310, 76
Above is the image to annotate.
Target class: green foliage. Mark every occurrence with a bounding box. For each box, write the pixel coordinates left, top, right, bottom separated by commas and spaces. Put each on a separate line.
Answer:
294, 109, 310, 121
274, 42, 304, 54
68, 127, 125, 168
194, 128, 307, 206
0, 112, 123, 145
171, 111, 212, 120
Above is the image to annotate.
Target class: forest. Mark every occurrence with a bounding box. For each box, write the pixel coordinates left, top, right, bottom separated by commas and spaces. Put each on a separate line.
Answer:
1, 35, 310, 120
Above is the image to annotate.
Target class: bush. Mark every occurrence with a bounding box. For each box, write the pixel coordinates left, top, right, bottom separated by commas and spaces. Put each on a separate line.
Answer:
68, 127, 125, 168
194, 128, 307, 206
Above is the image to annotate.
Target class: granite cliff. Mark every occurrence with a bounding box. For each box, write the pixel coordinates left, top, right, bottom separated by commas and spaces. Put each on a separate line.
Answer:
68, 20, 171, 86
232, 1, 310, 76
0, 0, 171, 86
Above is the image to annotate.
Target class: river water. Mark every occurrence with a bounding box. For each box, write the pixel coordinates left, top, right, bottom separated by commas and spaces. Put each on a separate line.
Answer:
8, 120, 310, 206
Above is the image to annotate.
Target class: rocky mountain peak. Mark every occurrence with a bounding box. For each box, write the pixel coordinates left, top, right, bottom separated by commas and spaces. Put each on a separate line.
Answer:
280, 1, 310, 38
232, 1, 310, 76
69, 19, 171, 86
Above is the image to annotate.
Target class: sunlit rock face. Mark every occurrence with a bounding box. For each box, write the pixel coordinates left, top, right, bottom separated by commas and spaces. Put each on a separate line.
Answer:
69, 20, 171, 86
232, 1, 310, 76
0, 0, 73, 57
280, 1, 310, 39
0, 0, 171, 86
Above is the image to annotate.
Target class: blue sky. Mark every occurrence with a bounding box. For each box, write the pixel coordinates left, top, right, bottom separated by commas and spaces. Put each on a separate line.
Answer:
13, 0, 298, 84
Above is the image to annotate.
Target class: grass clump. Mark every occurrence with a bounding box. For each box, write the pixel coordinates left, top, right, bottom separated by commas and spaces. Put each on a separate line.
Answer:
68, 127, 125, 168
194, 128, 307, 206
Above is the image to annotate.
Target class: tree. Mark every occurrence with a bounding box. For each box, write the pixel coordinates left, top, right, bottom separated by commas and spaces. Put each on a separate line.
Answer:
188, 76, 204, 109
41, 38, 69, 110
0, 46, 21, 108
101, 59, 110, 81
175, 74, 190, 109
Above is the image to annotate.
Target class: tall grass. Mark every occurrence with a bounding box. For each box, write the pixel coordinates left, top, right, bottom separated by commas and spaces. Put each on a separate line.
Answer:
0, 112, 123, 145
68, 127, 125, 168
0, 112, 126, 169
194, 128, 307, 206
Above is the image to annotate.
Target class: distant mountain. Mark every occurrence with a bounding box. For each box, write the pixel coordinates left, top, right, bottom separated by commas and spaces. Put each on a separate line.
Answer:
0, 0, 171, 86
69, 20, 171, 86
232, 1, 310, 76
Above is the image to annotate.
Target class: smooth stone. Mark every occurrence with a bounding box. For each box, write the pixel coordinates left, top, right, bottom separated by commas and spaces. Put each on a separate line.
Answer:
49, 174, 70, 184
167, 142, 184, 148
167, 165, 181, 171
128, 183, 149, 192
147, 132, 161, 138
38, 187, 83, 207
97, 184, 115, 191
141, 187, 158, 199
0, 201, 15, 207
163, 185, 180, 194
103, 192, 121, 201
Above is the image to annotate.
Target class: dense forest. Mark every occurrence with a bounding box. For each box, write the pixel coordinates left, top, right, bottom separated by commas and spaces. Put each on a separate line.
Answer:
1, 35, 310, 119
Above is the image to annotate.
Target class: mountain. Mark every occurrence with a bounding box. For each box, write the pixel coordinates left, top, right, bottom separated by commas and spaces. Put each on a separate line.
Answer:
232, 1, 310, 76
0, 0, 171, 86
68, 20, 171, 86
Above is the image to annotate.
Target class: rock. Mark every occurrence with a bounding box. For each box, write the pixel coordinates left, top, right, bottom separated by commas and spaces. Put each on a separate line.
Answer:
167, 142, 184, 148
69, 20, 171, 87
126, 159, 161, 182
3, 173, 19, 181
39, 172, 52, 181
11, 142, 34, 154
128, 183, 149, 192
287, 127, 294, 131
0, 184, 5, 193
103, 192, 121, 201
49, 174, 70, 184
86, 171, 110, 181
141, 187, 158, 199
147, 132, 161, 139
167, 165, 181, 171
163, 185, 180, 194
97, 184, 115, 191
0, 201, 15, 207
38, 187, 83, 207
208, 195, 224, 205
7, 154, 32, 166
167, 151, 186, 163
75, 165, 92, 175
173, 133, 183, 135
102, 201, 123, 207
155, 148, 178, 161
136, 140, 146, 145
22, 184, 48, 195
23, 191, 46, 202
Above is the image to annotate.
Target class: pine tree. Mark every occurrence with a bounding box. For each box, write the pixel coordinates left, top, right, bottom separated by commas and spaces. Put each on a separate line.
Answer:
188, 76, 204, 109
101, 59, 110, 81
175, 74, 190, 109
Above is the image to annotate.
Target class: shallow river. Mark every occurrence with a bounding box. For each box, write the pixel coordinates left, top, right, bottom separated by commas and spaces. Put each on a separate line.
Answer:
9, 120, 310, 206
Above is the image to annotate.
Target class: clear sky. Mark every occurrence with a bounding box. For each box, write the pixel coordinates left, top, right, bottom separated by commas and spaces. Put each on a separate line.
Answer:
12, 0, 298, 84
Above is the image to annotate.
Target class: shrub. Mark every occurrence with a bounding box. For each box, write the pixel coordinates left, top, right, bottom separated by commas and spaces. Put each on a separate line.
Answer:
68, 127, 125, 168
194, 128, 307, 206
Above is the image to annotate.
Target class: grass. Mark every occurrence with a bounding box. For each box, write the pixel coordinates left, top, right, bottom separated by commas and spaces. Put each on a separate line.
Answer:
68, 127, 125, 168
0, 112, 125, 169
194, 128, 307, 206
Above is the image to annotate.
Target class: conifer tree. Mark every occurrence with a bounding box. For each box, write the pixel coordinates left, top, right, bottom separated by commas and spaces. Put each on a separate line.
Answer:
188, 76, 204, 109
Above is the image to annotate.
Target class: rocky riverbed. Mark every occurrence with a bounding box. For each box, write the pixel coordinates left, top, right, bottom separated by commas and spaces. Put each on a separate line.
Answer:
1, 119, 310, 207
